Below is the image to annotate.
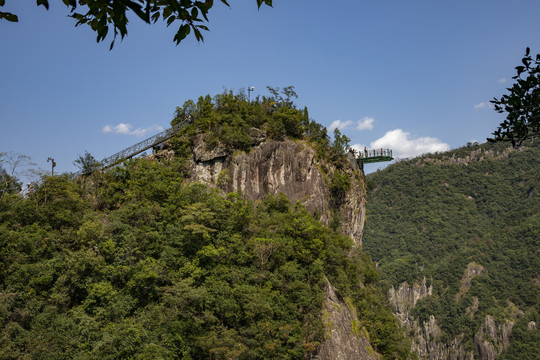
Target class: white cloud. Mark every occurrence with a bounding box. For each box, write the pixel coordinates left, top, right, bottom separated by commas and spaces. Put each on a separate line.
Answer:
102, 123, 164, 137
498, 77, 508, 84
474, 102, 491, 109
370, 129, 450, 159
327, 119, 352, 132
357, 116, 375, 131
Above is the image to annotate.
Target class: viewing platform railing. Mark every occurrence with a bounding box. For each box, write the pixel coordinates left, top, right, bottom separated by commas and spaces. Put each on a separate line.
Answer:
356, 148, 393, 164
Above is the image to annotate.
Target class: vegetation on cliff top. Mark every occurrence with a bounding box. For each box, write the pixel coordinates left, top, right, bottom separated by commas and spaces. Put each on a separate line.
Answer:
170, 86, 351, 165
364, 139, 540, 357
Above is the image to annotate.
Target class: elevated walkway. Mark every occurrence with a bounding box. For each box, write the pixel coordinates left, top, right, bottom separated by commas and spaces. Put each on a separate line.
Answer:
76, 118, 192, 176
355, 148, 393, 166
99, 118, 192, 171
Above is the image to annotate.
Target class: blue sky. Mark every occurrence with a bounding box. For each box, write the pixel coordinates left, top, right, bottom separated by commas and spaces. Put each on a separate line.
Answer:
1, 0, 540, 179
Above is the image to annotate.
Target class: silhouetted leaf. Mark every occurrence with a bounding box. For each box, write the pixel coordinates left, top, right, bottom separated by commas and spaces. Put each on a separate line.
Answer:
0, 12, 18, 22
174, 24, 191, 44
62, 0, 77, 8
4, 0, 272, 46
191, 6, 198, 19
36, 0, 49, 10
166, 15, 176, 26
193, 27, 203, 42
163, 6, 172, 19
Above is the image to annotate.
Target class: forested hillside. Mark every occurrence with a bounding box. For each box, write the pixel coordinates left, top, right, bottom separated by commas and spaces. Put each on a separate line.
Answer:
364, 140, 540, 359
0, 89, 410, 359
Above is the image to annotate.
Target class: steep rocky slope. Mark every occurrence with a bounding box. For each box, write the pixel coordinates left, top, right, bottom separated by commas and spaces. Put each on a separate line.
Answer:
188, 133, 366, 245
364, 140, 540, 359
182, 132, 381, 359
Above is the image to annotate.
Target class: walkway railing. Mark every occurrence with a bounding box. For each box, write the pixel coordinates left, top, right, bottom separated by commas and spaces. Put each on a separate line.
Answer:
100, 118, 192, 171
355, 148, 393, 164
357, 148, 393, 160
76, 118, 192, 176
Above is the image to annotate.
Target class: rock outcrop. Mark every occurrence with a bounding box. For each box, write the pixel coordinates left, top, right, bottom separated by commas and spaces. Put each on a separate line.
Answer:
316, 278, 380, 360
411, 316, 473, 360
389, 277, 432, 328
413, 146, 520, 167
474, 315, 515, 360
456, 262, 486, 302
188, 134, 366, 245
388, 278, 474, 359
388, 278, 474, 360
185, 133, 374, 359
389, 268, 522, 360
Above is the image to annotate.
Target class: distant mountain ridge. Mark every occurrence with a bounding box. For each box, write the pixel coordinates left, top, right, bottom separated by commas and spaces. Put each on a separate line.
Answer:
363, 140, 540, 359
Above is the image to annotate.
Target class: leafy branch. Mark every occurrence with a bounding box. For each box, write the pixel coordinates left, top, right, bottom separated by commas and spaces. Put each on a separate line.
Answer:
490, 47, 540, 146
1, 0, 273, 49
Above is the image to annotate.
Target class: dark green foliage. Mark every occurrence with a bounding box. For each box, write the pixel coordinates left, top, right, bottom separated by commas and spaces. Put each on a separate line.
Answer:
169, 88, 352, 179
171, 88, 308, 151
364, 139, 540, 353
329, 169, 351, 207
0, 89, 410, 359
1, 0, 273, 48
490, 47, 540, 145
0, 151, 407, 358
499, 311, 540, 359
0, 152, 33, 202
330, 128, 351, 158
73, 151, 102, 176
0, 166, 21, 199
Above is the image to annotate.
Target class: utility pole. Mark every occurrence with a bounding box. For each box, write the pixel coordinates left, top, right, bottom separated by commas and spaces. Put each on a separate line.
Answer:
47, 157, 56, 176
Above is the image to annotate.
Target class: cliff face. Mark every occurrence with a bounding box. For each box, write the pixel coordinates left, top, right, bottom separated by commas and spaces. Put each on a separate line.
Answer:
474, 315, 515, 360
389, 266, 518, 360
185, 133, 376, 359
389, 278, 474, 360
188, 133, 366, 245
389, 277, 432, 328
316, 278, 380, 360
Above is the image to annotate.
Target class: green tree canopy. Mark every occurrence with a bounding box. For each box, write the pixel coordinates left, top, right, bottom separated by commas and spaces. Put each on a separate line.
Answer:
0, 166, 21, 199
490, 47, 540, 146
0, 152, 33, 201
73, 151, 101, 176
0, 0, 273, 48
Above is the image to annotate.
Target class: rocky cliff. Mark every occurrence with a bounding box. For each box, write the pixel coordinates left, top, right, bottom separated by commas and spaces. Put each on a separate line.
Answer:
474, 315, 515, 360
389, 264, 520, 360
188, 132, 366, 246
389, 277, 474, 359
317, 278, 380, 360
183, 132, 377, 359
